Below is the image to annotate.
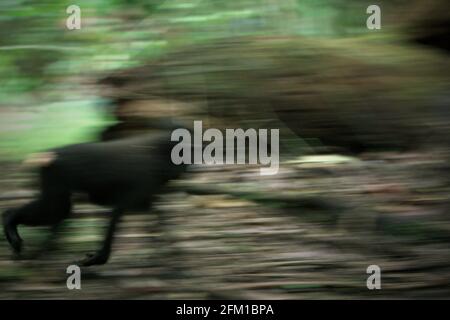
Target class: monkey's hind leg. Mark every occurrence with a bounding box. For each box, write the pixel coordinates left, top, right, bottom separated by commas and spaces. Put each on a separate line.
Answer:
3, 197, 71, 255
2, 208, 23, 255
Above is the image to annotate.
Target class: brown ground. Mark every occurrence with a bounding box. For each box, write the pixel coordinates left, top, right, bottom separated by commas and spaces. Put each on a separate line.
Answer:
0, 151, 450, 299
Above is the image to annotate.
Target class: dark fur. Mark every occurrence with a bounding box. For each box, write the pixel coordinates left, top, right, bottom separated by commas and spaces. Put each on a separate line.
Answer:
3, 131, 186, 266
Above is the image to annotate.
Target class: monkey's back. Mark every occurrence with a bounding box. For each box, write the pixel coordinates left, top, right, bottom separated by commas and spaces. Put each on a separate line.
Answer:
42, 132, 184, 209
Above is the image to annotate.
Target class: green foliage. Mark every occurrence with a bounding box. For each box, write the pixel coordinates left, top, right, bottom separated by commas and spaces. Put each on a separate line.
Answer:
0, 0, 437, 157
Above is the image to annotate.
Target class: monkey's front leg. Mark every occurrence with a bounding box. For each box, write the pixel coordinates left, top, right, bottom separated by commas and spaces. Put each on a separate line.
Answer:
79, 208, 122, 266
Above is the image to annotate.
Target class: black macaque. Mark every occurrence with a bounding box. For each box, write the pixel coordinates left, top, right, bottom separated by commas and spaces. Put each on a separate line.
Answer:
2, 128, 187, 266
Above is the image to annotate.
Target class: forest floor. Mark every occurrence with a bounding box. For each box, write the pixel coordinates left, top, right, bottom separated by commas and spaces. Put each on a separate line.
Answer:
1, 150, 450, 299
